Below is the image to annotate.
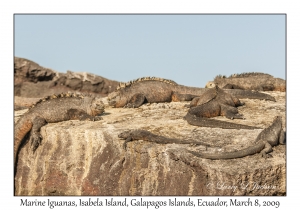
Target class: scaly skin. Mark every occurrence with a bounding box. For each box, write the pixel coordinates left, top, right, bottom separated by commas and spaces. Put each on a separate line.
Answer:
14, 94, 105, 170
118, 129, 212, 149
108, 77, 275, 108
184, 85, 260, 129
186, 116, 285, 159
184, 113, 260, 129
206, 72, 286, 92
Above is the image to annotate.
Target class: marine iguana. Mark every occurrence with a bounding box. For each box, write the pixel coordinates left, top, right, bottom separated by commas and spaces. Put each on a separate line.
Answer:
184, 85, 260, 129
184, 116, 285, 159
107, 77, 275, 108
118, 129, 213, 149
205, 72, 286, 92
14, 93, 105, 168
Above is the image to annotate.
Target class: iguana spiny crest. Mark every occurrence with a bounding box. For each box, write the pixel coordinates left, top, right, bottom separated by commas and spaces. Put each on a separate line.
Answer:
213, 72, 272, 80
29, 92, 85, 109
115, 76, 177, 90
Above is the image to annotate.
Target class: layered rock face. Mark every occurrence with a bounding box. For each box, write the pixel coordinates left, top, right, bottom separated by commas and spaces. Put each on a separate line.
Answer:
14, 91, 286, 196
14, 57, 119, 98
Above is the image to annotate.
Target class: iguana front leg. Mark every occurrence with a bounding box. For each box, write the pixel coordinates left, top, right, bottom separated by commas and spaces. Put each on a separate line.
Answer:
124, 93, 146, 108
123, 137, 133, 150
30, 117, 47, 152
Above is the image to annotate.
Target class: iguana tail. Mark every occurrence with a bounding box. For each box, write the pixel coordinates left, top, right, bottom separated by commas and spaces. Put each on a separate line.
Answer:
224, 89, 276, 101
184, 113, 260, 130
14, 118, 33, 167
187, 141, 265, 160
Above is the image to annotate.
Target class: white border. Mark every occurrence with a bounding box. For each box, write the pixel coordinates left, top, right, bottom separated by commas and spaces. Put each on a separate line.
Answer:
2, 0, 298, 209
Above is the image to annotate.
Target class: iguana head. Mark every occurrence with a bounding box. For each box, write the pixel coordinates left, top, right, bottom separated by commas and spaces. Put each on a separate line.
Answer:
205, 81, 216, 88
107, 91, 128, 108
89, 97, 105, 116
117, 130, 132, 139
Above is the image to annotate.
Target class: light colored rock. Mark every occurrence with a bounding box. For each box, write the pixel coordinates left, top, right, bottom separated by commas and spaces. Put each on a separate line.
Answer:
14, 91, 286, 195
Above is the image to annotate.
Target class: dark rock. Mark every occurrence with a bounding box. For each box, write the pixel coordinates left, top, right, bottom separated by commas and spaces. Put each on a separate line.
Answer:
14, 57, 119, 98
14, 57, 56, 84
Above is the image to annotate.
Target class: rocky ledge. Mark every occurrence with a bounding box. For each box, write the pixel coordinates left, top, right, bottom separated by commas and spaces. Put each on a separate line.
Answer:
14, 91, 286, 196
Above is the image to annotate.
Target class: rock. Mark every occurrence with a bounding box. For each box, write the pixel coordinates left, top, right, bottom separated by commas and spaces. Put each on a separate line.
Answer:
14, 91, 286, 195
14, 57, 57, 84
14, 57, 119, 98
